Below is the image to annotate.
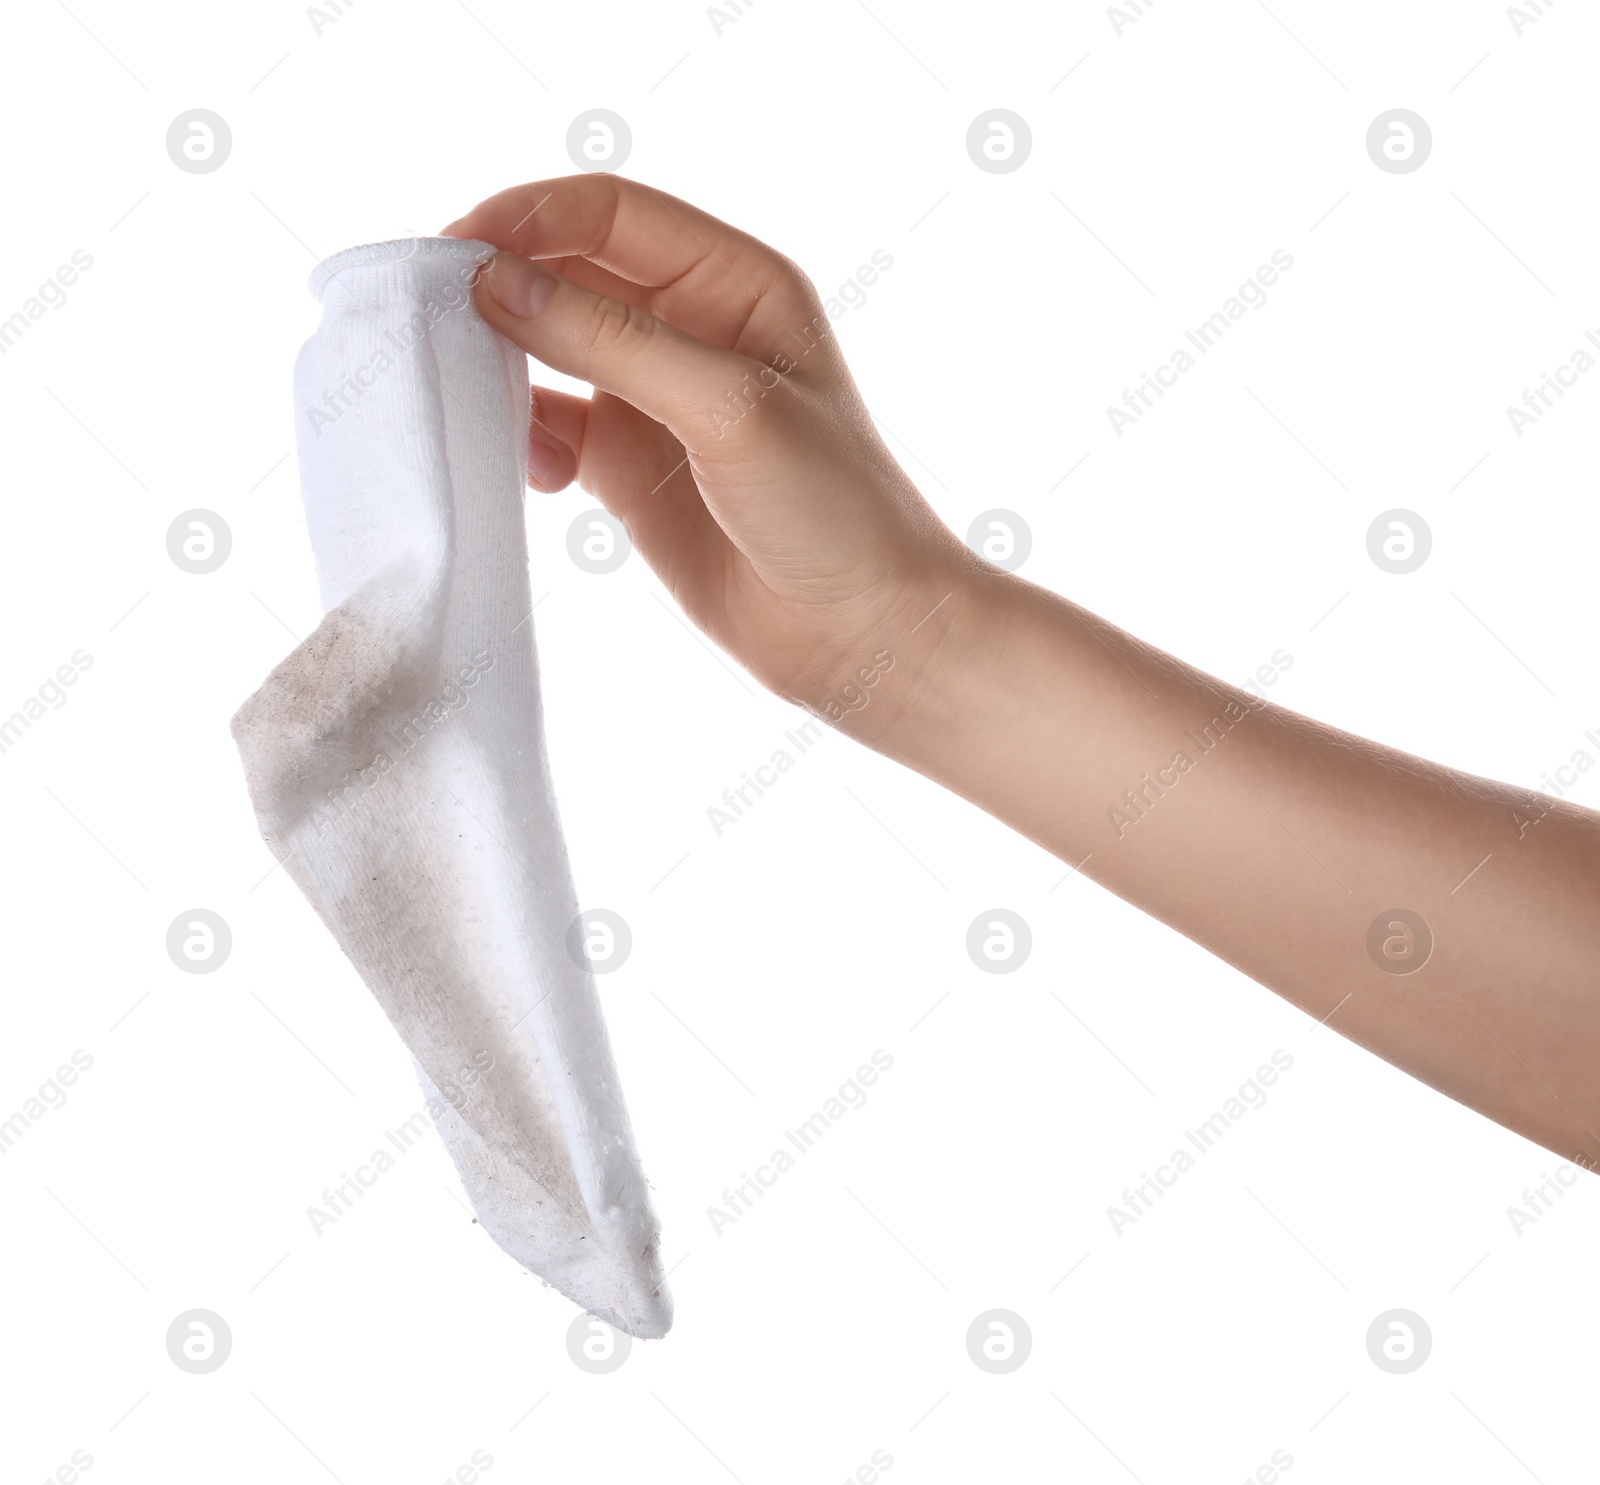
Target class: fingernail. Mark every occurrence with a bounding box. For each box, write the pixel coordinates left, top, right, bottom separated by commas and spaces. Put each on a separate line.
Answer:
486, 252, 557, 318
526, 439, 562, 488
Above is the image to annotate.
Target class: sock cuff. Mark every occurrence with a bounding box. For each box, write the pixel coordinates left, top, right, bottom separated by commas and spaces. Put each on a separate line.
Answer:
309, 236, 496, 305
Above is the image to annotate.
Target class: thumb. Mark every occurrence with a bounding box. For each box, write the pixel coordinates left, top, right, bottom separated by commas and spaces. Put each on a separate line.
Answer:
474, 252, 744, 448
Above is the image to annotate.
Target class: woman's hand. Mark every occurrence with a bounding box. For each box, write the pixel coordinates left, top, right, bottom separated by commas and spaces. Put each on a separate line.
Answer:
449, 174, 1600, 1167
443, 175, 973, 716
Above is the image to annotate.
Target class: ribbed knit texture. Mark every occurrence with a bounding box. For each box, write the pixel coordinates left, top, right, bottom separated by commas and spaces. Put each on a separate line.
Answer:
232, 237, 671, 1338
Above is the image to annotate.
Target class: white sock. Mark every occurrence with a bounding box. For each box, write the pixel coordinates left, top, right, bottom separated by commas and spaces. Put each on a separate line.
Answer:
232, 237, 671, 1338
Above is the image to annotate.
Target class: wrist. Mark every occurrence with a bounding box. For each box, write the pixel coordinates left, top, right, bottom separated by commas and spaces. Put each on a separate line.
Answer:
821, 550, 1024, 762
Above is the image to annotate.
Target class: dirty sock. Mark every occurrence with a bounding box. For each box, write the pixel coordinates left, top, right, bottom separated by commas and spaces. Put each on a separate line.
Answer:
232, 237, 671, 1338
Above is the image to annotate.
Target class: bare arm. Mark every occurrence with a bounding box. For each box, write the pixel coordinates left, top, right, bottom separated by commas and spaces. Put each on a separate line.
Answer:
853, 565, 1600, 1163
444, 173, 1600, 1165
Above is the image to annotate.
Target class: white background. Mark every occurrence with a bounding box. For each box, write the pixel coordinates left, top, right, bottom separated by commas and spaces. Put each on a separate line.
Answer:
2, 1, 1597, 1481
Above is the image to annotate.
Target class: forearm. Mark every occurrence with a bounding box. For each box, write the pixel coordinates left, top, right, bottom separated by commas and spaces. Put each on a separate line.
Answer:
851, 562, 1600, 1163
447, 173, 1596, 1161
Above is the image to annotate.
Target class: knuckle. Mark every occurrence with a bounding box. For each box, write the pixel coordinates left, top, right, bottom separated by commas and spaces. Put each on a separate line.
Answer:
774, 253, 827, 319
582, 295, 651, 369
774, 250, 816, 298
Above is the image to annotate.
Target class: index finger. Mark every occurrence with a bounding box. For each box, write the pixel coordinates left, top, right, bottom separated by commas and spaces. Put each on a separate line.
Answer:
442, 174, 832, 369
